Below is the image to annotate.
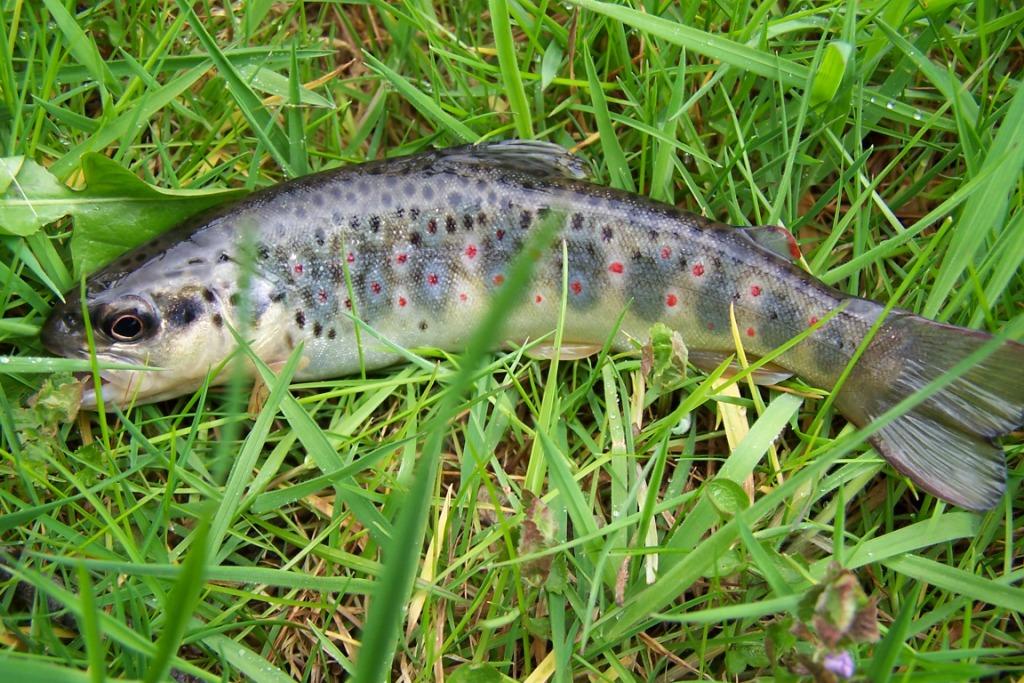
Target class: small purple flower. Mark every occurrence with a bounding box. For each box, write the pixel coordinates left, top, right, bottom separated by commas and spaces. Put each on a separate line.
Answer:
823, 651, 855, 679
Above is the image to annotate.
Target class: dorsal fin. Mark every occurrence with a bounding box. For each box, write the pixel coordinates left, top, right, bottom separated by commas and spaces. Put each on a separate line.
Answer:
434, 140, 590, 180
739, 225, 803, 262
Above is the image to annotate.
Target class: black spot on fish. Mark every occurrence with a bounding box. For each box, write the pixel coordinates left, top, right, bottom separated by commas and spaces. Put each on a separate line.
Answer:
427, 218, 438, 234
410, 207, 421, 220
446, 215, 458, 233
477, 211, 488, 226
395, 207, 405, 219
202, 288, 216, 303
419, 320, 428, 331
270, 290, 286, 303
314, 229, 326, 247
313, 321, 323, 337
369, 215, 381, 232
167, 297, 202, 327
229, 293, 241, 307
257, 243, 270, 260
463, 214, 474, 229
218, 252, 230, 263
410, 232, 422, 246
295, 310, 306, 329
212, 313, 223, 327
327, 327, 336, 340
648, 229, 659, 240
188, 257, 203, 265
571, 213, 584, 230
350, 216, 361, 229
601, 226, 613, 243
520, 210, 532, 230
712, 257, 722, 268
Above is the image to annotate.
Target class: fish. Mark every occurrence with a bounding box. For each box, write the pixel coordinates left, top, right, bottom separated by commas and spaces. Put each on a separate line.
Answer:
41, 140, 1024, 511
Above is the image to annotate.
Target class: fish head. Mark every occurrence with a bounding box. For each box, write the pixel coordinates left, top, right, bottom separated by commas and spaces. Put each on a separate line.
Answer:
42, 244, 243, 409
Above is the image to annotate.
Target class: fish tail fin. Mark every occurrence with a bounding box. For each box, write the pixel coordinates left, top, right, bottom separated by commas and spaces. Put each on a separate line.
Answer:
835, 313, 1023, 511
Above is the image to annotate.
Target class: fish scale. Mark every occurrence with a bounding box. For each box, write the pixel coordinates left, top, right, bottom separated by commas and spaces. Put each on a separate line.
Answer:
42, 140, 1024, 511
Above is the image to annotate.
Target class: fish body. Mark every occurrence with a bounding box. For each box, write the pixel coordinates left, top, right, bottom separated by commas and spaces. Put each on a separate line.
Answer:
42, 141, 1024, 511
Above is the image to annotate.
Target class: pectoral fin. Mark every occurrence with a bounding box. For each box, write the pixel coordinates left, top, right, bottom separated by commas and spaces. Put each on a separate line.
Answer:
524, 342, 603, 361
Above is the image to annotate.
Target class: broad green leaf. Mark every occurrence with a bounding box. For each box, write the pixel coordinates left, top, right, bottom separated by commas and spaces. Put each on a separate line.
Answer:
1, 155, 245, 274
0, 157, 76, 235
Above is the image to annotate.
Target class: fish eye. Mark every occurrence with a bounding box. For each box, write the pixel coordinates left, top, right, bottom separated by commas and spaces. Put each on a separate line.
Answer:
105, 313, 146, 342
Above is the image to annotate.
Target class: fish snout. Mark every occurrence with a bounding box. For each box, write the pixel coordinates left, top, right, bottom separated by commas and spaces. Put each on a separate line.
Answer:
41, 301, 87, 357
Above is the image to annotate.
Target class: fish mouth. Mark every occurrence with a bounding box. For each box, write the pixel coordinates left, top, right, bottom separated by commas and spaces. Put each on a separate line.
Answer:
68, 355, 159, 410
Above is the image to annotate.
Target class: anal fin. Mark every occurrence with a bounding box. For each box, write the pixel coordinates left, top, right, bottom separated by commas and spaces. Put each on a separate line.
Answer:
690, 350, 793, 386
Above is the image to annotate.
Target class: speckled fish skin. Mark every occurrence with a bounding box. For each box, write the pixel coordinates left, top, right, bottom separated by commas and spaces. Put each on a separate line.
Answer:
42, 141, 1024, 511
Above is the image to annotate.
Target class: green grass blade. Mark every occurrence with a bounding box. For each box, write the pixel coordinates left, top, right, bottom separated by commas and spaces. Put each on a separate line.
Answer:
924, 77, 1024, 318
173, 0, 296, 177
490, 0, 534, 139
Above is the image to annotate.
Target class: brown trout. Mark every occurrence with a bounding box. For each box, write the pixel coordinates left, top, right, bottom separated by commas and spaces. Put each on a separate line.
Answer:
42, 141, 1023, 511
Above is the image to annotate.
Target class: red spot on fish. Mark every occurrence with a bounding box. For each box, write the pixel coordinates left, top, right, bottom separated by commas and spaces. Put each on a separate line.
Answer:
666, 293, 678, 307
293, 263, 304, 275
347, 252, 355, 263
660, 246, 672, 260
535, 294, 544, 304
398, 296, 407, 307
465, 244, 478, 258
707, 322, 715, 331
371, 281, 382, 294
427, 273, 439, 286
496, 229, 505, 241
609, 261, 624, 274
750, 285, 762, 297
396, 253, 408, 264
493, 274, 505, 286
571, 280, 582, 295
692, 263, 705, 277
317, 289, 328, 303
344, 298, 352, 310
746, 327, 756, 337
809, 315, 819, 326
459, 292, 468, 302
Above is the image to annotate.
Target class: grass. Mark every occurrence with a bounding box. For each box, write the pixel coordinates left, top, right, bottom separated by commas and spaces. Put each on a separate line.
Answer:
1, 0, 1023, 681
